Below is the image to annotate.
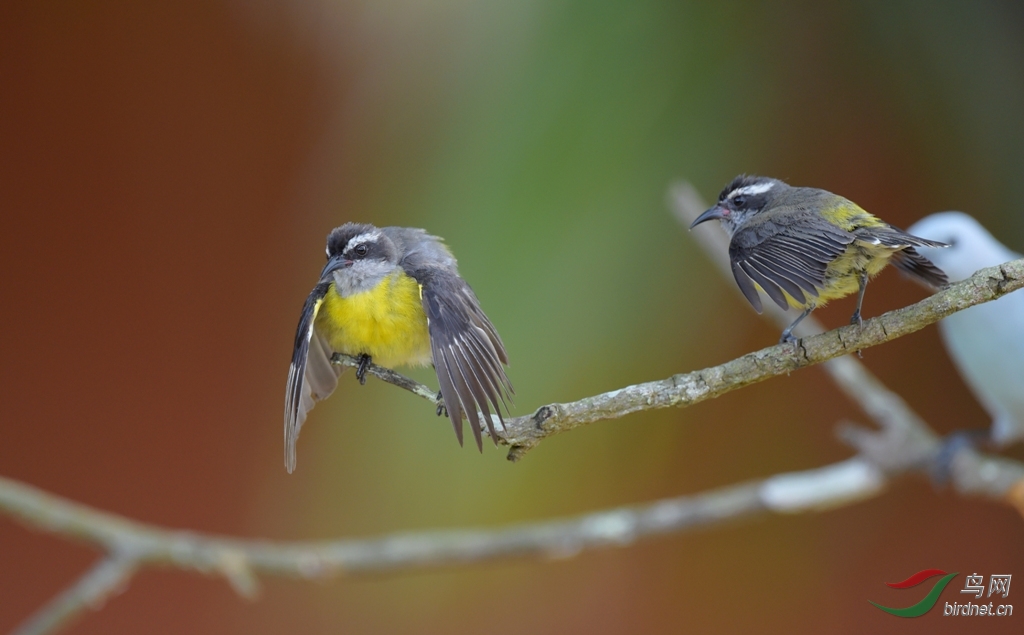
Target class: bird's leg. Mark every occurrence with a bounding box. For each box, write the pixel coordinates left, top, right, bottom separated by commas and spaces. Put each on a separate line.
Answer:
355, 354, 372, 385
779, 307, 814, 344
850, 272, 869, 326
931, 428, 994, 487
435, 392, 448, 418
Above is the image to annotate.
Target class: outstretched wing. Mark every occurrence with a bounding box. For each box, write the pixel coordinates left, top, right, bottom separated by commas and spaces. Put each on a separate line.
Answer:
417, 267, 513, 451
729, 217, 855, 312
284, 282, 342, 473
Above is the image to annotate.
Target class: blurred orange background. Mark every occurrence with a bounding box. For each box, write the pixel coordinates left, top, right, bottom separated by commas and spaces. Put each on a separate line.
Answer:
2, 1, 1022, 633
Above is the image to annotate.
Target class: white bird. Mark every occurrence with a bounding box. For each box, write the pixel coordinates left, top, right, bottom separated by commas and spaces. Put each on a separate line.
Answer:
908, 212, 1024, 447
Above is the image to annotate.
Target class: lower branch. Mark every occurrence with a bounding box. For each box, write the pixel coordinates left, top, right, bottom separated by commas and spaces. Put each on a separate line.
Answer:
11, 554, 137, 635
0, 459, 881, 588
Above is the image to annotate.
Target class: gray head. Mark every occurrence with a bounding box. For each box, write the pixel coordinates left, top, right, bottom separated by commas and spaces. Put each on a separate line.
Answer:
907, 212, 1021, 283
322, 222, 402, 296
690, 175, 788, 236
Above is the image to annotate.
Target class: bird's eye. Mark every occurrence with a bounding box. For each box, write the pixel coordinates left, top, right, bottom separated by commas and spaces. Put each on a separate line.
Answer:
354, 244, 369, 257
732, 195, 746, 208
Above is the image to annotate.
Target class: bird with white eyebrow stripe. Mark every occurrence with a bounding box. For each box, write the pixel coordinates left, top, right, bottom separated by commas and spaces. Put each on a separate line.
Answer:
284, 223, 514, 472
691, 175, 950, 343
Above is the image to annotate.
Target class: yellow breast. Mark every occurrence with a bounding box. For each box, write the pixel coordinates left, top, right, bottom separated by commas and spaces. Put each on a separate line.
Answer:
315, 271, 432, 369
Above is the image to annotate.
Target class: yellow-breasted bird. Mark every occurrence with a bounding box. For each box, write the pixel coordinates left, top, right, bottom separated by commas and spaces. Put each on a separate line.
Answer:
284, 223, 513, 472
690, 175, 949, 343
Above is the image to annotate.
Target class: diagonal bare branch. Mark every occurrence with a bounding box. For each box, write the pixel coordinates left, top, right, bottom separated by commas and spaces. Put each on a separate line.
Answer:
498, 256, 1024, 460
10, 553, 137, 635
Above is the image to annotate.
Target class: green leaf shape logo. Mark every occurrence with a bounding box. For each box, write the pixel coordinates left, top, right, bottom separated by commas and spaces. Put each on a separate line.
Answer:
870, 572, 959, 618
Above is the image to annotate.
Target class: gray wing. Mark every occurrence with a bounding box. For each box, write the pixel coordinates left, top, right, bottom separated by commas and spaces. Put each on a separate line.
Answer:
729, 215, 855, 312
284, 282, 343, 473
414, 265, 513, 451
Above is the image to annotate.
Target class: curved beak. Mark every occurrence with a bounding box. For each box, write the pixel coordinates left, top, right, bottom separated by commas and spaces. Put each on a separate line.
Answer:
690, 205, 727, 229
319, 254, 352, 283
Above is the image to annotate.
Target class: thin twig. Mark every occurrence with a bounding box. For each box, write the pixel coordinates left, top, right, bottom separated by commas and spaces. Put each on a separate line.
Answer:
11, 553, 137, 635
331, 353, 439, 403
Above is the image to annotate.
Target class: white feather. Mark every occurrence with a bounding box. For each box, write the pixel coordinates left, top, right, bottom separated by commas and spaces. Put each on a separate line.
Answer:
909, 212, 1024, 445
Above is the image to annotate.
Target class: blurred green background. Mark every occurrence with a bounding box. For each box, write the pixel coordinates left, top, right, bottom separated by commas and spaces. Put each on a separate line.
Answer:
2, 1, 1023, 633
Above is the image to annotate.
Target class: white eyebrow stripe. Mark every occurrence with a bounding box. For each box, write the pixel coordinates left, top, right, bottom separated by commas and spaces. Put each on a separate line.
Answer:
346, 231, 382, 248
731, 182, 775, 197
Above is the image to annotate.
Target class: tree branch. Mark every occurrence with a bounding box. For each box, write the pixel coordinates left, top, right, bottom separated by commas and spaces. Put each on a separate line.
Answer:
499, 257, 1024, 460
0, 458, 883, 595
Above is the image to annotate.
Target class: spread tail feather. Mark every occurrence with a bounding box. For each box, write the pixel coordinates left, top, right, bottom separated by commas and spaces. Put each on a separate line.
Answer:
891, 247, 949, 289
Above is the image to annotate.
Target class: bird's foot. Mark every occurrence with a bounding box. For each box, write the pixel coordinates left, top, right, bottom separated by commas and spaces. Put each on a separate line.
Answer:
435, 392, 448, 418
849, 310, 865, 357
931, 428, 993, 487
355, 354, 372, 385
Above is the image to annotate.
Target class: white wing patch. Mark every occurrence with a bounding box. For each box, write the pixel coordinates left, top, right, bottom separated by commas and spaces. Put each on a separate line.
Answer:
308, 298, 323, 340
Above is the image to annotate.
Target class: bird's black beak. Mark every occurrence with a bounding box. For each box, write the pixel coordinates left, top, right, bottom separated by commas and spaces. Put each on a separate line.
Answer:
319, 254, 352, 283
690, 205, 728, 229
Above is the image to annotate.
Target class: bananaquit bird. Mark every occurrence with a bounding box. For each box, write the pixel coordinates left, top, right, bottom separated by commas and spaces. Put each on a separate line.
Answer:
284, 223, 513, 472
690, 175, 949, 343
